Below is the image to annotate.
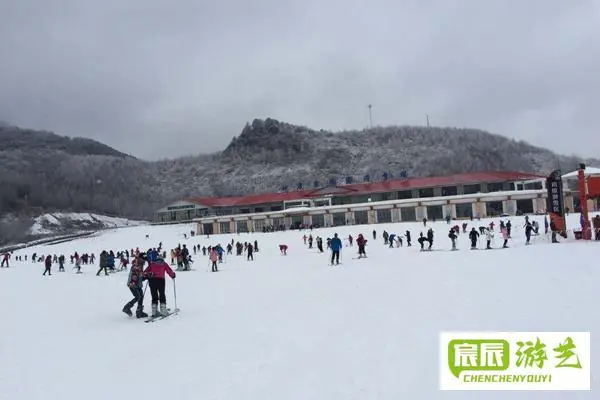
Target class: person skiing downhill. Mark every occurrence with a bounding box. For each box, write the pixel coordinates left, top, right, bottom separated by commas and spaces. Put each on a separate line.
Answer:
469, 228, 480, 249
356, 234, 367, 258
485, 228, 494, 249
143, 251, 176, 317
525, 222, 534, 245
122, 254, 148, 318
448, 228, 458, 250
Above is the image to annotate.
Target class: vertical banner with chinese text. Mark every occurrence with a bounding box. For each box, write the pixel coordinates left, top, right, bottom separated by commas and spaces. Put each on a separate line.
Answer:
546, 170, 566, 233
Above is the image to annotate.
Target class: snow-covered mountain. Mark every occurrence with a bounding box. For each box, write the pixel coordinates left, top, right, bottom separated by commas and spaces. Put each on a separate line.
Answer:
1, 118, 598, 245
29, 212, 147, 236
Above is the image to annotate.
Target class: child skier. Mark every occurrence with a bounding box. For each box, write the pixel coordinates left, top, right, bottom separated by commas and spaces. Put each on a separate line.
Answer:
122, 254, 148, 318
209, 248, 219, 272
143, 251, 176, 317
469, 227, 480, 249
485, 228, 494, 249
356, 234, 367, 258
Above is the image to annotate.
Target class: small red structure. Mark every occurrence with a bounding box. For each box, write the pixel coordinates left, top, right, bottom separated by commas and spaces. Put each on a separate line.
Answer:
576, 164, 600, 240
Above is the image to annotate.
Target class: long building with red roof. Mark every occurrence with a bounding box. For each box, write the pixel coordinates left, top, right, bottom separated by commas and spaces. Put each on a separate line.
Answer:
154, 170, 557, 231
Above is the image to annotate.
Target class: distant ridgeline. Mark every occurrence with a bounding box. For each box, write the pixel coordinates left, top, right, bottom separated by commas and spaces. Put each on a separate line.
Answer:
276, 170, 410, 193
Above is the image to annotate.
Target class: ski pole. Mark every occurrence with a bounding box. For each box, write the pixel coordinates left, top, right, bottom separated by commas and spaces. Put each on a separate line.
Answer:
173, 278, 178, 312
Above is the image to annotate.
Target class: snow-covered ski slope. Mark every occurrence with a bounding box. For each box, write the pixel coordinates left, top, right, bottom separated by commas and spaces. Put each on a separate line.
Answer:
0, 215, 597, 400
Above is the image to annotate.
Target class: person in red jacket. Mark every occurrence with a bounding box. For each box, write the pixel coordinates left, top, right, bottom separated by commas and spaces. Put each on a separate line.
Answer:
356, 234, 367, 258
143, 250, 176, 317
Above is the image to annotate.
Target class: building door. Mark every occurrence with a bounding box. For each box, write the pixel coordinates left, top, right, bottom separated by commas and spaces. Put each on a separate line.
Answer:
455, 203, 472, 218
426, 205, 443, 220
400, 207, 416, 221
311, 214, 325, 227
376, 209, 392, 223
516, 199, 534, 215
354, 210, 368, 225
203, 223, 214, 235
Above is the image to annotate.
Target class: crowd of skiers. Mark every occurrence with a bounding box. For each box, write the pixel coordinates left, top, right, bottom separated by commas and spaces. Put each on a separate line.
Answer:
296, 215, 569, 265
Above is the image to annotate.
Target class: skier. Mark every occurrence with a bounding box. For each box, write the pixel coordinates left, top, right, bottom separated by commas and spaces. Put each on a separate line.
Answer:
330, 233, 342, 265
405, 230, 411, 247
181, 245, 190, 271
417, 232, 426, 251
316, 237, 324, 253
279, 244, 288, 255
122, 254, 148, 318
356, 234, 367, 258
43, 255, 52, 276
143, 251, 176, 317
448, 228, 458, 250
247, 243, 254, 261
469, 228, 480, 249
525, 222, 534, 245
58, 254, 65, 272
426, 228, 434, 250
348, 235, 353, 247
501, 225, 509, 248
209, 248, 219, 272
506, 220, 512, 238
485, 228, 494, 249
383, 231, 389, 245
388, 233, 396, 248
1, 252, 10, 268
372, 230, 376, 240
74, 255, 82, 273
96, 251, 109, 276
254, 240, 259, 252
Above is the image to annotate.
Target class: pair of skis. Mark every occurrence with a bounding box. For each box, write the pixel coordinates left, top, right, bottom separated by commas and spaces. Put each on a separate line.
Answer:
145, 308, 180, 323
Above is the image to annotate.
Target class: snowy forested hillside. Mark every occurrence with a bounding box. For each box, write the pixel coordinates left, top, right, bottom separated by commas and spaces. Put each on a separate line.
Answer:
0, 118, 597, 243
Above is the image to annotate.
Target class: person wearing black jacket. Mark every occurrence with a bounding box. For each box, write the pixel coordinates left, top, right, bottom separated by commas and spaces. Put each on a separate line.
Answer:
469, 228, 480, 249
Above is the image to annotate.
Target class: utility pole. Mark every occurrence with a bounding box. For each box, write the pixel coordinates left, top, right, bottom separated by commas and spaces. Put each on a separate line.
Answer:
368, 104, 373, 129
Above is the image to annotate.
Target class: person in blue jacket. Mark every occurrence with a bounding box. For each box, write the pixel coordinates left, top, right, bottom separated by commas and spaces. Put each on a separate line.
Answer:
107, 251, 116, 272
330, 233, 342, 265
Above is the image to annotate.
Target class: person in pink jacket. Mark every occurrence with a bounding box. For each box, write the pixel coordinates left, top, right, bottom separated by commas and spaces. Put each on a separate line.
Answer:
209, 248, 219, 272
501, 226, 509, 248
144, 250, 176, 317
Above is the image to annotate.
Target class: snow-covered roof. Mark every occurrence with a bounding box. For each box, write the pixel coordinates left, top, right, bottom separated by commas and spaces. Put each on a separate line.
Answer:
562, 167, 600, 180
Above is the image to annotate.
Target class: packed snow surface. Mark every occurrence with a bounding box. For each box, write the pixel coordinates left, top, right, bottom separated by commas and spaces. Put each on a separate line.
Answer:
1, 215, 598, 400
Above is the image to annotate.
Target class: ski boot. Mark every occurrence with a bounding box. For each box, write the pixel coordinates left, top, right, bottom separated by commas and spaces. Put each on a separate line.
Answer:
122, 305, 133, 317
136, 308, 148, 319
159, 303, 169, 316
151, 304, 160, 318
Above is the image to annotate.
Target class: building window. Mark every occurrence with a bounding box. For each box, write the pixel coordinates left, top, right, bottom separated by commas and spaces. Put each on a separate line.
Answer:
236, 220, 248, 233
377, 209, 392, 223
170, 212, 176, 221
219, 222, 231, 234
397, 190, 412, 199
524, 182, 542, 190
270, 205, 283, 211
463, 184, 481, 194
254, 207, 264, 213
487, 182, 504, 192
419, 188, 434, 198
441, 186, 458, 196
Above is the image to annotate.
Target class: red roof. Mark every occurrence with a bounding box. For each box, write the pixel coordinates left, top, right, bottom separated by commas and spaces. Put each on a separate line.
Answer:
187, 171, 544, 208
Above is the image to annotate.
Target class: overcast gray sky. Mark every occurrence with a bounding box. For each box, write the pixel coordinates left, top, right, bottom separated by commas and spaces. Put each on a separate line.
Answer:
0, 0, 598, 159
